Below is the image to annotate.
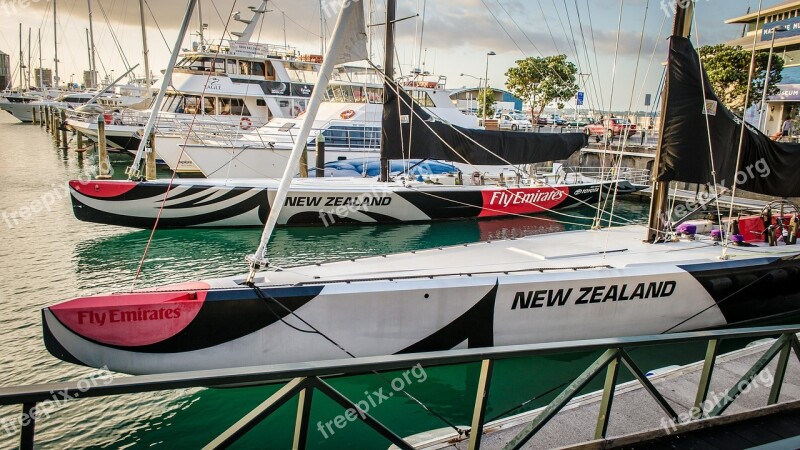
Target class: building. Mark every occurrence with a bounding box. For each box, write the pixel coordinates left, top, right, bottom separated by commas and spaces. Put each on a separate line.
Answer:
725, 1, 800, 135
449, 87, 523, 115
0, 50, 9, 89
34, 68, 52, 88
83, 70, 97, 89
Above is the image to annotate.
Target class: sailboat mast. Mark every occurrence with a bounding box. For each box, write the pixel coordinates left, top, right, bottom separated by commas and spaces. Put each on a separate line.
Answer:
19, 24, 23, 90
85, 29, 92, 87
53, 0, 59, 89
197, 0, 204, 46
38, 29, 43, 89
27, 28, 31, 89
127, 0, 198, 178
379, 0, 397, 182
138, 0, 153, 88
645, 2, 693, 242
87, 0, 98, 88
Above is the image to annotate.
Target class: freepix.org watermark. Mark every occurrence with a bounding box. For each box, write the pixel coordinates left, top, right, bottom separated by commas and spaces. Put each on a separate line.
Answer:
1, 366, 114, 436
659, 0, 712, 17
1, 165, 110, 231
659, 367, 774, 433
670, 157, 771, 221
320, 0, 363, 19
316, 363, 427, 439
0, 0, 43, 16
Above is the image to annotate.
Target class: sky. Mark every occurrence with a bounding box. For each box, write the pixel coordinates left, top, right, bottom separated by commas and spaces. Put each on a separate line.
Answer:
0, 0, 788, 111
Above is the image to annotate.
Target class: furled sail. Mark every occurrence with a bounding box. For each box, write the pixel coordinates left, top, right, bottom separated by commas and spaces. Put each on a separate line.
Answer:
380, 81, 587, 165
658, 36, 800, 197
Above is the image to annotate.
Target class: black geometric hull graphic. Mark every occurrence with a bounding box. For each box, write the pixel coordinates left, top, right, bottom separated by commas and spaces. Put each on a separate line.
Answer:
398, 281, 497, 353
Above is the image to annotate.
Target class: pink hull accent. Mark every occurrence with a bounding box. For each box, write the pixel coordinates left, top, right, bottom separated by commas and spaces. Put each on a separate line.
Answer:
69, 180, 138, 198
50, 282, 210, 347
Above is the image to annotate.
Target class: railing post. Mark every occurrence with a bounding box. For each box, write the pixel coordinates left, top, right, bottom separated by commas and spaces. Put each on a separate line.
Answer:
768, 335, 793, 405
19, 402, 36, 450
468, 359, 494, 450
693, 338, 720, 419
292, 387, 314, 450
595, 351, 621, 439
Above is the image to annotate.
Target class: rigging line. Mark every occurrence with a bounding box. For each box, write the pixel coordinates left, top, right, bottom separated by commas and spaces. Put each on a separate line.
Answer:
690, 5, 725, 243
417, 0, 427, 71
131, 0, 241, 289
270, 2, 324, 38
208, 0, 235, 41
592, 0, 625, 225
536, 0, 561, 55
96, 1, 133, 75
572, 0, 603, 114
550, 0, 582, 72
495, 0, 571, 86
585, 0, 606, 113
145, 1, 173, 52
723, 0, 764, 259
559, 0, 586, 77
248, 285, 466, 436
604, 0, 650, 236
486, 381, 570, 423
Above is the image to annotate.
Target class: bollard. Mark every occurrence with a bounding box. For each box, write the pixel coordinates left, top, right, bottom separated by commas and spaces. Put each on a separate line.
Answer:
315, 134, 326, 178
59, 110, 68, 147
97, 116, 111, 179
145, 132, 157, 181
299, 143, 309, 177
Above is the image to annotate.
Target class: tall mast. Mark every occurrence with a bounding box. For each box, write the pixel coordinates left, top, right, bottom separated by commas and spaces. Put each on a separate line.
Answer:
319, 0, 324, 54
87, 0, 98, 88
379, 0, 397, 182
85, 29, 92, 87
645, 1, 693, 242
53, 0, 59, 89
19, 24, 24, 90
38, 29, 43, 88
138, 0, 153, 88
128, 0, 199, 178
27, 28, 31, 89
197, 0, 205, 47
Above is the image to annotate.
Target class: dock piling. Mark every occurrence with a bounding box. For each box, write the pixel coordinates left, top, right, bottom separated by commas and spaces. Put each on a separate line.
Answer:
315, 134, 325, 178
299, 143, 309, 178
59, 110, 68, 148
145, 132, 157, 181
97, 116, 111, 179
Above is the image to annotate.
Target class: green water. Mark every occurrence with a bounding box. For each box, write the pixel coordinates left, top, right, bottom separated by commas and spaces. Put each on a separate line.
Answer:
0, 115, 731, 449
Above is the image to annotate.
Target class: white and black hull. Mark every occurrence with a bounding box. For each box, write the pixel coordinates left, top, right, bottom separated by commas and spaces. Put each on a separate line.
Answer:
42, 225, 800, 374
68, 177, 641, 228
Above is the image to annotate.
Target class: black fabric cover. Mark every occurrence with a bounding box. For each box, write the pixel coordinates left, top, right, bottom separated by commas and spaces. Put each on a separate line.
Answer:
380, 82, 587, 165
658, 36, 800, 197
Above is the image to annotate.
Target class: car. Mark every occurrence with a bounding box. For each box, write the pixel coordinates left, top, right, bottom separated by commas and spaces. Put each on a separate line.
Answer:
493, 112, 533, 131
584, 117, 638, 141
567, 116, 594, 127
532, 116, 549, 125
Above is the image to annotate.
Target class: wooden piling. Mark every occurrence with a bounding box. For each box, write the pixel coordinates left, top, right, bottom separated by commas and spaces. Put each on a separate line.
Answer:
38, 106, 44, 127
53, 110, 61, 146
59, 110, 68, 148
97, 116, 111, 179
315, 134, 326, 178
145, 132, 157, 181
299, 143, 309, 178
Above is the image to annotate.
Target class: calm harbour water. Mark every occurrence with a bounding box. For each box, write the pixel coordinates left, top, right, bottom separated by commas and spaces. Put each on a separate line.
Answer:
0, 113, 717, 449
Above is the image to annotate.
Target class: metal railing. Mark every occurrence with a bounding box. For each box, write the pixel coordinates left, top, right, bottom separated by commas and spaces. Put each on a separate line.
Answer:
1, 325, 799, 449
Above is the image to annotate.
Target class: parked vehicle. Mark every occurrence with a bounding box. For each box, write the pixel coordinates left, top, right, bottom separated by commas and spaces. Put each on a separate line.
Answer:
494, 112, 533, 131
584, 117, 638, 141
567, 116, 594, 127
543, 114, 567, 126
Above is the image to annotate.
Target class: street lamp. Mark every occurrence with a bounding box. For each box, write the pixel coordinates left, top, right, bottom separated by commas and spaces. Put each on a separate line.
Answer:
759, 26, 787, 133
483, 51, 496, 124
461, 73, 483, 113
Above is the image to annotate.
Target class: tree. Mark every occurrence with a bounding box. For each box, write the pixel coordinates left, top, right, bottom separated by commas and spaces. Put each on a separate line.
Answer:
478, 88, 496, 119
505, 55, 579, 116
698, 44, 783, 111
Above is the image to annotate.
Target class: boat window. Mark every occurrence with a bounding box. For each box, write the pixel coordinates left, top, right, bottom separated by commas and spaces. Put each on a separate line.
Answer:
410, 90, 434, 107
181, 95, 201, 114
366, 87, 383, 104
239, 60, 251, 75
213, 58, 225, 72
256, 98, 267, 106
219, 97, 251, 116
251, 62, 266, 77
352, 86, 365, 103
227, 59, 238, 75
202, 97, 216, 115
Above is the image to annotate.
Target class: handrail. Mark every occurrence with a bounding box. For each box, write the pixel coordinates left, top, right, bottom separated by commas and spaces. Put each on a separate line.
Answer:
2, 324, 799, 449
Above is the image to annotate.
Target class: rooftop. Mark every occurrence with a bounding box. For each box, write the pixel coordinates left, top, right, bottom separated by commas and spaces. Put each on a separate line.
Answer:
725, 0, 800, 24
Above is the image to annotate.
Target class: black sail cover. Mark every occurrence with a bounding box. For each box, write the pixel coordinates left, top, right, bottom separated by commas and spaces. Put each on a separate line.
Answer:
381, 82, 587, 165
659, 36, 800, 197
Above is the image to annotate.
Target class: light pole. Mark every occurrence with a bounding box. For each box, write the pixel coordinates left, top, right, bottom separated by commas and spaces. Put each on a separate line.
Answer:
461, 73, 482, 113
483, 51, 496, 124
759, 26, 787, 133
